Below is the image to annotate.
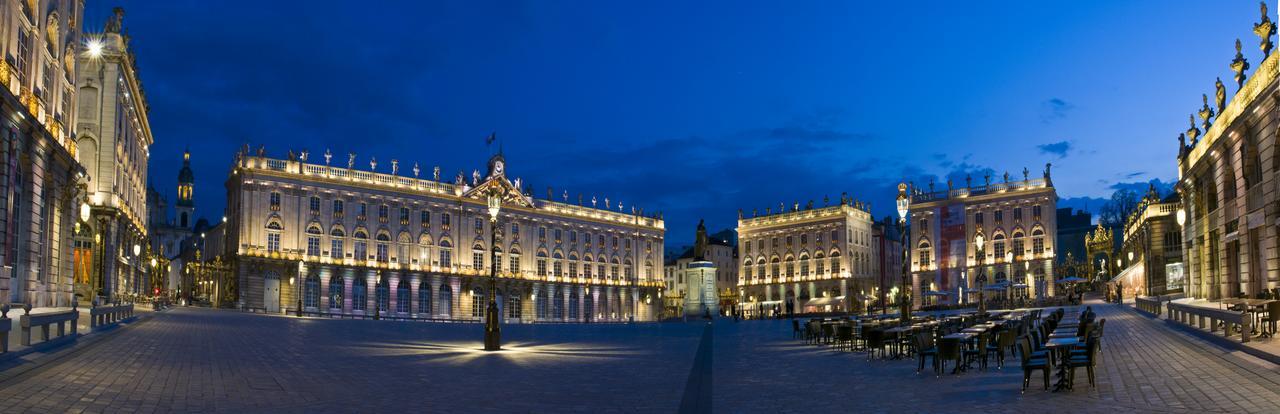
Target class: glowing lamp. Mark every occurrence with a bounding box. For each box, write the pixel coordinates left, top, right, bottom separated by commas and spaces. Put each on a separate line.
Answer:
133, 244, 141, 257
1176, 208, 1186, 226
86, 38, 104, 58
895, 183, 909, 222
80, 202, 91, 222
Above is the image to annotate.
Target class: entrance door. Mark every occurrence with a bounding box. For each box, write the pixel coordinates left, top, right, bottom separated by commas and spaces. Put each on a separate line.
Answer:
265, 277, 280, 312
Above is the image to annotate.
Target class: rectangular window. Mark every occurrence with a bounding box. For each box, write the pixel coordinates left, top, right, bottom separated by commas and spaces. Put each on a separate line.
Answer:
376, 244, 388, 262
354, 241, 368, 260
598, 235, 605, 246
378, 205, 389, 223
553, 261, 563, 277
270, 192, 281, 211
831, 229, 839, 242
400, 207, 410, 225
331, 239, 344, 258
473, 251, 484, 269
554, 229, 562, 242
569, 231, 577, 243
441, 213, 451, 229
975, 212, 983, 226
539, 227, 547, 240
15, 30, 29, 85
786, 236, 793, 246
511, 223, 520, 236
439, 249, 452, 267
800, 234, 807, 245
475, 218, 484, 231
537, 259, 547, 276
612, 236, 618, 249
994, 210, 1002, 224
267, 233, 281, 252
358, 203, 368, 221
309, 196, 320, 214
1013, 208, 1022, 221
1032, 205, 1042, 220
333, 200, 344, 218
569, 261, 578, 277
510, 255, 520, 272
307, 236, 320, 256
421, 210, 430, 228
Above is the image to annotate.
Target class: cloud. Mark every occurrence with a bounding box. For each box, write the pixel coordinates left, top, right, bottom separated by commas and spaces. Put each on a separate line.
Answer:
1123, 171, 1145, 179
1036, 141, 1072, 158
1040, 98, 1074, 122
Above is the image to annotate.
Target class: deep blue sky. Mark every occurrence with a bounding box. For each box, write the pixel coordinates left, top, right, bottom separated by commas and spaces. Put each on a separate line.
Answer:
103, 0, 1272, 247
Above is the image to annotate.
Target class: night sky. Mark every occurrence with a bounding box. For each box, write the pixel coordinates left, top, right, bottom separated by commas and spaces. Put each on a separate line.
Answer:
101, 0, 1270, 248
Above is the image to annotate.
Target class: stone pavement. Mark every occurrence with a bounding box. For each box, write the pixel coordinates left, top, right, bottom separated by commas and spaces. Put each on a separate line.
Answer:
1, 302, 1278, 413
714, 301, 1280, 413
0, 308, 704, 413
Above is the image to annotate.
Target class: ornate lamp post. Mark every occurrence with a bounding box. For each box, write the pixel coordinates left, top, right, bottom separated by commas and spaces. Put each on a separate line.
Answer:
484, 188, 502, 351
895, 183, 911, 323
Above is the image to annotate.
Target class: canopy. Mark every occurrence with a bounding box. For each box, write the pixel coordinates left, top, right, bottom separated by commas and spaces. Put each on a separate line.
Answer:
1058, 276, 1088, 284
805, 297, 837, 307
923, 290, 950, 297
1012, 283, 1030, 288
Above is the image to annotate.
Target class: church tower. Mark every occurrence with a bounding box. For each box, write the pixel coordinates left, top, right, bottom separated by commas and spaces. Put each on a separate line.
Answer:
176, 149, 195, 228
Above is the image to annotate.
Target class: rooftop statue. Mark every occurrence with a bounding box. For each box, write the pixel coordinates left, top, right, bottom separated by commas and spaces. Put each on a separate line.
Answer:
1215, 77, 1226, 113
1186, 114, 1200, 142
1256, 2, 1275, 58
1198, 94, 1215, 131
1230, 39, 1250, 88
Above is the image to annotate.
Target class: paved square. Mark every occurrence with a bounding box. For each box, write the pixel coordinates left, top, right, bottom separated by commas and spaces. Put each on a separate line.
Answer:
1, 302, 1279, 413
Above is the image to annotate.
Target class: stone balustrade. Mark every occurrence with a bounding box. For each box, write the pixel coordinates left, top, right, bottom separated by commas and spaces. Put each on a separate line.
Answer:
19, 302, 79, 347
90, 303, 135, 329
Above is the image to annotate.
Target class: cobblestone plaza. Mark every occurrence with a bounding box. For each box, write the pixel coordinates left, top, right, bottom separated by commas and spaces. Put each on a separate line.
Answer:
2, 301, 1279, 413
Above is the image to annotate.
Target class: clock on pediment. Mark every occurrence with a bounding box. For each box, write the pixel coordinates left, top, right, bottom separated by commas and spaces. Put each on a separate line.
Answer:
487, 153, 506, 178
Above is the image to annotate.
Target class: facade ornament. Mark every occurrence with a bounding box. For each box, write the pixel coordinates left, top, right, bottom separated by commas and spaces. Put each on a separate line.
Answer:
257, 145, 266, 157
752, 208, 758, 217
413, 162, 420, 177
806, 200, 814, 209
348, 152, 356, 169
1230, 38, 1250, 89
983, 173, 991, 187
946, 180, 953, 191
841, 192, 849, 204
1198, 94, 1215, 131
605, 197, 610, 209
965, 174, 972, 188
823, 195, 830, 206
1002, 172, 1009, 183
766, 207, 771, 215
547, 186, 553, 200
433, 166, 440, 181
370, 157, 377, 171
618, 201, 624, 211
793, 201, 799, 211
591, 196, 597, 207
471, 169, 480, 185
1215, 77, 1227, 113
1044, 163, 1052, 179
578, 193, 583, 205
1256, 1, 1275, 58
563, 190, 568, 202
928, 179, 934, 193
1186, 114, 1201, 142
391, 159, 398, 175
299, 150, 308, 162
287, 150, 296, 161
738, 209, 743, 219
1177, 133, 1187, 158
514, 177, 522, 190
779, 202, 784, 213
324, 149, 332, 165
1022, 167, 1029, 182
104, 7, 124, 33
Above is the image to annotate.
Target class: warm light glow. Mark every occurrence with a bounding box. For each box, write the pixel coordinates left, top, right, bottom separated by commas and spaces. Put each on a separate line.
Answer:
1128, 251, 1134, 261
80, 202, 90, 222
150, 258, 157, 268
974, 233, 984, 248
1004, 252, 1012, 263
133, 244, 141, 257
1176, 208, 1186, 226
85, 37, 104, 58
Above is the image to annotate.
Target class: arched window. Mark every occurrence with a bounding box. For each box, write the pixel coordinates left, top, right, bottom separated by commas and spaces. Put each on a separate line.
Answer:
417, 282, 432, 317
396, 279, 410, 313
917, 240, 931, 268
303, 274, 320, 309
438, 284, 453, 317
508, 246, 522, 273
799, 253, 810, 276
771, 256, 781, 278
352, 276, 367, 312
536, 250, 549, 276
992, 233, 1006, 260
744, 259, 754, 279
328, 276, 343, 310
471, 287, 486, 318
376, 277, 390, 313
507, 289, 522, 319
1011, 230, 1025, 260
568, 289, 580, 320
397, 232, 412, 264
552, 285, 564, 319
815, 251, 826, 275
784, 255, 795, 278
266, 221, 283, 253
596, 256, 606, 280
624, 258, 634, 280
829, 250, 842, 274
537, 287, 549, 319
568, 252, 579, 278
353, 230, 369, 261
1031, 228, 1046, 255
330, 227, 346, 259
305, 225, 322, 257
418, 233, 433, 265
610, 257, 620, 279
375, 232, 391, 263
439, 238, 453, 267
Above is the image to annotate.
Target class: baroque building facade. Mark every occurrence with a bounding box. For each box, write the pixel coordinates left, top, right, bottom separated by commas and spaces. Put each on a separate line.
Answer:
1176, 4, 1278, 300
1114, 186, 1183, 298
225, 149, 665, 322
736, 198, 874, 317
0, 0, 85, 308
74, 7, 153, 301
906, 167, 1058, 308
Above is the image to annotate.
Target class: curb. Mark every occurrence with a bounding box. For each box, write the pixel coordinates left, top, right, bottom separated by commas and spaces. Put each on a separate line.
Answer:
1121, 303, 1280, 366
0, 307, 167, 384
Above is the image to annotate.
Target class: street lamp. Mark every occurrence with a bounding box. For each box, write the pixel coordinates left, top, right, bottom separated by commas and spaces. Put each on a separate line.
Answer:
484, 188, 503, 351
895, 183, 911, 323
1176, 208, 1186, 227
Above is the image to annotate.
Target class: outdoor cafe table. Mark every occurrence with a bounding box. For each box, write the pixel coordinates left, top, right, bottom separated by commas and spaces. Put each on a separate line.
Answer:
883, 325, 915, 359
1044, 337, 1081, 391
940, 332, 975, 373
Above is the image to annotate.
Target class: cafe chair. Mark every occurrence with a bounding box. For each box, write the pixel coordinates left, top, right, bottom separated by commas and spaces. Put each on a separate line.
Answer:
934, 338, 962, 377
915, 332, 938, 374
1067, 336, 1099, 388
1017, 337, 1052, 392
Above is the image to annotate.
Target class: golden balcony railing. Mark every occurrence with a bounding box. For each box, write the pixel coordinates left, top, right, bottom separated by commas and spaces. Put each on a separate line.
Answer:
0, 60, 12, 91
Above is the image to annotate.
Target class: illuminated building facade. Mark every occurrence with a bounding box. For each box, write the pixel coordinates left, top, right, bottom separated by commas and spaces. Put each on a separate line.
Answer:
73, 7, 153, 301
906, 168, 1058, 308
0, 0, 85, 308
1115, 186, 1183, 298
225, 148, 665, 322
1176, 5, 1277, 300
737, 198, 874, 317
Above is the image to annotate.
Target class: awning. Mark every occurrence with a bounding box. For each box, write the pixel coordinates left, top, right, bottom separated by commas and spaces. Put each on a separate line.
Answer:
923, 290, 950, 297
805, 297, 838, 307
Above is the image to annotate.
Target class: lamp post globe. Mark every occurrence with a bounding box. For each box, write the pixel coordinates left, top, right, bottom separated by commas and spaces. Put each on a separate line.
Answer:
895, 183, 911, 323
1175, 208, 1186, 227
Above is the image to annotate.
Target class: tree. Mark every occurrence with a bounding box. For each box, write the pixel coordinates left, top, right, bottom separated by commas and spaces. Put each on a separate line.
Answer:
1098, 189, 1139, 227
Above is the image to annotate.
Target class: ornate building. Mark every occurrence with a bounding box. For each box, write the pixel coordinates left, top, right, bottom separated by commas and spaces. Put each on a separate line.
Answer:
73, 7, 152, 301
906, 167, 1058, 308
1176, 3, 1277, 301
1114, 185, 1183, 298
224, 148, 665, 322
871, 216, 904, 312
736, 197, 874, 317
0, 0, 85, 308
